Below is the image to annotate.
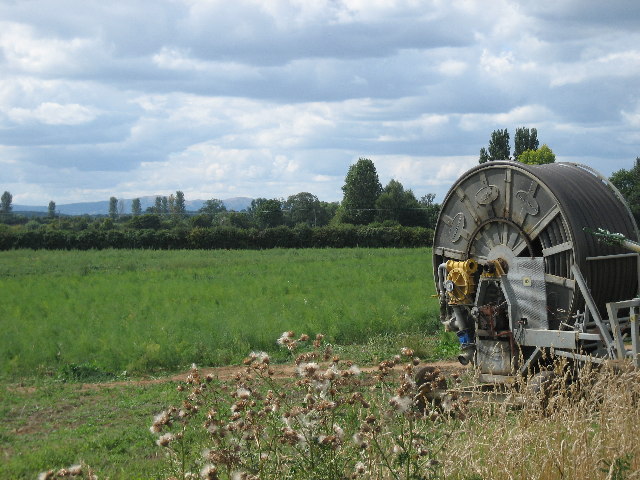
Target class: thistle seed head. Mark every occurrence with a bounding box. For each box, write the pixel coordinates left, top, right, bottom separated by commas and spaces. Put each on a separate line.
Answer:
156, 432, 175, 447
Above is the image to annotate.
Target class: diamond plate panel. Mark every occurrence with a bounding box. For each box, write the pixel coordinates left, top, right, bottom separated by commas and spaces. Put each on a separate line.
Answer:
501, 257, 548, 329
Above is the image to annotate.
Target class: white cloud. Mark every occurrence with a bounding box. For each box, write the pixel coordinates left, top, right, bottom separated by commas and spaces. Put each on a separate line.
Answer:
550, 49, 640, 87
373, 155, 478, 201
8, 102, 97, 125
152, 47, 207, 71
458, 105, 555, 132
622, 104, 640, 128
1, 0, 639, 204
437, 60, 467, 76
0, 22, 101, 74
480, 49, 516, 75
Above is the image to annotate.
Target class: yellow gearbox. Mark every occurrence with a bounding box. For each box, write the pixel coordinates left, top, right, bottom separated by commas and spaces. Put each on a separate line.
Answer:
444, 259, 478, 304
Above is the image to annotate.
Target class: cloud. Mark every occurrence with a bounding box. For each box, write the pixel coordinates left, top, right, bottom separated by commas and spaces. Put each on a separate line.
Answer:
0, 0, 639, 205
437, 60, 468, 76
550, 50, 640, 87
8, 102, 97, 125
458, 105, 556, 132
480, 49, 516, 75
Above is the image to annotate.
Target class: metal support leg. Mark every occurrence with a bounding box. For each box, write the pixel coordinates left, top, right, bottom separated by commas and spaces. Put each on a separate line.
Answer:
606, 303, 627, 360
519, 347, 542, 375
571, 265, 616, 358
631, 307, 640, 368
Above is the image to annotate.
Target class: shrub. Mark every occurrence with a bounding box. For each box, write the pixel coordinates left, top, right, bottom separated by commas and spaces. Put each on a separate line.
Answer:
128, 214, 162, 230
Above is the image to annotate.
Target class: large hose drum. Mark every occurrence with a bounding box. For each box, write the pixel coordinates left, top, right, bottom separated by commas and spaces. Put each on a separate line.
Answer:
433, 162, 639, 344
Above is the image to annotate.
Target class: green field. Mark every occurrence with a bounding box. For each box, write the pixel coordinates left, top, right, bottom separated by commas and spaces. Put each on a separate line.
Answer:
0, 248, 440, 379
3, 248, 638, 480
0, 248, 452, 479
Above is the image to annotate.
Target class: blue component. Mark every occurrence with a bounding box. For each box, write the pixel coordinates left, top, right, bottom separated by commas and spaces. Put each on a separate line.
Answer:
456, 329, 474, 346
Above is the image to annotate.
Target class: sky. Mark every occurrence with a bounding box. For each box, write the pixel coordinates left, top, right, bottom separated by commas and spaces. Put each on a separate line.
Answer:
1, 0, 640, 206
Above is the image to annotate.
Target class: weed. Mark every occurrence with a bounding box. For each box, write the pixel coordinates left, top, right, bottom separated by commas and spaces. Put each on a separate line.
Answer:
599, 454, 633, 480
150, 342, 640, 480
57, 362, 115, 382
37, 463, 97, 480
150, 333, 460, 480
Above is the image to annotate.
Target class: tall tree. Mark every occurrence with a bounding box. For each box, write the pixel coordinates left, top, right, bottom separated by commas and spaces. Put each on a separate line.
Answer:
284, 192, 322, 227
199, 198, 227, 226
320, 201, 339, 225
48, 201, 56, 219
1, 191, 12, 213
479, 147, 490, 164
223, 211, 254, 229
131, 198, 142, 216
610, 158, 640, 224
161, 196, 169, 214
108, 196, 118, 220
419, 194, 440, 230
175, 191, 186, 215
168, 194, 176, 215
514, 127, 539, 160
340, 158, 383, 225
518, 144, 556, 165
374, 179, 424, 226
478, 129, 510, 163
154, 196, 163, 214
251, 198, 284, 228
199, 198, 227, 215
488, 129, 510, 160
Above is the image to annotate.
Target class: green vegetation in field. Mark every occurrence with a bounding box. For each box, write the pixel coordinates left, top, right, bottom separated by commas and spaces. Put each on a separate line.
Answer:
0, 379, 184, 479
0, 332, 455, 480
0, 248, 441, 379
4, 335, 638, 480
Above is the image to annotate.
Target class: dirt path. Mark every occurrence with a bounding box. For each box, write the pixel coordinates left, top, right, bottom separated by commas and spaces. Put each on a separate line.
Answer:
6, 359, 465, 395
74, 359, 464, 391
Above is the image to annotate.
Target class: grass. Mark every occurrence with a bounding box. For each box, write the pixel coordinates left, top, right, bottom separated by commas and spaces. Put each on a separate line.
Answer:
2, 338, 638, 480
144, 354, 640, 480
0, 336, 460, 480
443, 362, 640, 479
1, 377, 185, 478
0, 331, 458, 480
0, 248, 441, 380
0, 247, 456, 479
2, 248, 638, 479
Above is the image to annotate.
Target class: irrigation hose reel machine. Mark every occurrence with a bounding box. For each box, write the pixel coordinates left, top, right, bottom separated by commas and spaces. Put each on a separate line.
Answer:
433, 161, 640, 382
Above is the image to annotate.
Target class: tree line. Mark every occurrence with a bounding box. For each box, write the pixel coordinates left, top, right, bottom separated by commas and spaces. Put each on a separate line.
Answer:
610, 157, 640, 226
0, 157, 439, 250
4, 126, 637, 251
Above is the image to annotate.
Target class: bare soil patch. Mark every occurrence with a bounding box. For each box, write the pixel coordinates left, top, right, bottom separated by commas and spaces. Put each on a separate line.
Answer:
80, 359, 464, 390
6, 360, 464, 395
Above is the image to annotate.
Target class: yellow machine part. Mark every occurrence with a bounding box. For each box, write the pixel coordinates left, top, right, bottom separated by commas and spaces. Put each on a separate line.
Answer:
445, 259, 478, 304
480, 258, 507, 278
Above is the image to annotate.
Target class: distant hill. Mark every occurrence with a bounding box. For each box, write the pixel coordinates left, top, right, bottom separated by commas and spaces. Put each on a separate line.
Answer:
14, 196, 253, 216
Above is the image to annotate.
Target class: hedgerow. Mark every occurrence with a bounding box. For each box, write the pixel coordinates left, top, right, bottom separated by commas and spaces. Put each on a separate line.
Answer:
0, 225, 434, 250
